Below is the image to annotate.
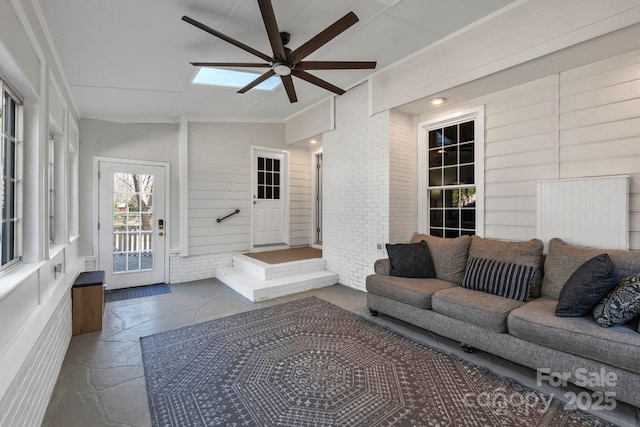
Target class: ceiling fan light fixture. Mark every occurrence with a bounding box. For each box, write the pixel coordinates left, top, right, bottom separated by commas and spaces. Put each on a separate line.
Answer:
273, 63, 292, 76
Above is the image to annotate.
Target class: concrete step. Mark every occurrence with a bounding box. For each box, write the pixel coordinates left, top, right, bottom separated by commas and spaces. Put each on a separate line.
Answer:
231, 254, 327, 280
216, 266, 338, 302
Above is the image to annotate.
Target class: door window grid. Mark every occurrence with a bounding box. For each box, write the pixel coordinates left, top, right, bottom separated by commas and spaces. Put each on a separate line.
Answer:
1, 80, 21, 269
257, 156, 280, 200
112, 172, 154, 273
427, 120, 476, 238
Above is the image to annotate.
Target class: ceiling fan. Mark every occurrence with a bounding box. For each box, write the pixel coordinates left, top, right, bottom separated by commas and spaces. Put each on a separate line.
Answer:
182, 0, 376, 103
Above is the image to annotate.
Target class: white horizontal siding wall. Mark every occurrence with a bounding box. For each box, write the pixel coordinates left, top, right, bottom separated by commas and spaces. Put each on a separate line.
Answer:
559, 49, 640, 250
187, 121, 311, 258
289, 149, 311, 247
414, 48, 640, 249
418, 75, 559, 242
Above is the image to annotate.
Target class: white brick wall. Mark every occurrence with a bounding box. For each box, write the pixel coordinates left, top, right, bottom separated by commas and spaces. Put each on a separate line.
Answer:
323, 85, 391, 291
0, 293, 71, 427
389, 110, 417, 243
169, 251, 235, 284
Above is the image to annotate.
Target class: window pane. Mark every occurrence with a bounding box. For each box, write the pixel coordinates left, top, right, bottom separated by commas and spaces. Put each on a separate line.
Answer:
460, 165, 474, 184
266, 158, 272, 171
443, 146, 457, 166
461, 209, 476, 230
443, 125, 457, 145
141, 251, 153, 270
273, 159, 280, 172
430, 228, 443, 237
266, 172, 272, 185
258, 186, 264, 199
430, 210, 443, 227
429, 130, 442, 149
258, 171, 264, 185
444, 189, 457, 208
460, 143, 474, 164
429, 149, 442, 167
266, 186, 272, 199
445, 229, 460, 238
429, 189, 443, 208
273, 172, 280, 186
460, 188, 476, 207
443, 167, 457, 185
258, 157, 265, 170
444, 209, 459, 228
274, 187, 280, 200
429, 169, 442, 186
459, 121, 474, 142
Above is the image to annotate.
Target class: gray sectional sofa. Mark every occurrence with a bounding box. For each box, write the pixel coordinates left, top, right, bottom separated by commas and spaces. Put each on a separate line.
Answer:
366, 234, 640, 408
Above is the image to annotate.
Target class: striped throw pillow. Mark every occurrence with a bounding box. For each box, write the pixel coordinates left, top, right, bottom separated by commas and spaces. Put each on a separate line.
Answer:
462, 257, 535, 301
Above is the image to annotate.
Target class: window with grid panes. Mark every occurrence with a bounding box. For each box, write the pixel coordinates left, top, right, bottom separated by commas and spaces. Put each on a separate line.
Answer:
427, 119, 476, 238
256, 156, 281, 200
1, 79, 22, 268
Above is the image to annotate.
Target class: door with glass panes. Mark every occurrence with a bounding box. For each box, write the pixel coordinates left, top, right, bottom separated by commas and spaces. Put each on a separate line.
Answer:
253, 150, 286, 246
98, 161, 166, 289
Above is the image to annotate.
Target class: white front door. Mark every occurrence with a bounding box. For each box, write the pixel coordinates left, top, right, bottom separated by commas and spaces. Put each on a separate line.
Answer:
98, 161, 166, 289
253, 149, 286, 247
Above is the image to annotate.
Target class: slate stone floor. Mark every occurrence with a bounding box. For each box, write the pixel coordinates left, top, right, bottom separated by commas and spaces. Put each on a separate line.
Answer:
42, 279, 639, 427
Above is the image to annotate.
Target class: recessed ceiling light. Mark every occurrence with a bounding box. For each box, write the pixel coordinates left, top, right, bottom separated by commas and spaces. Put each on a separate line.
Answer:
192, 68, 280, 91
310, 139, 317, 144
430, 97, 446, 106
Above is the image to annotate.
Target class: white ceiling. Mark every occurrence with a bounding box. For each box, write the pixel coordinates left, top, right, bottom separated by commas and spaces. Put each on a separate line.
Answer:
38, 0, 516, 123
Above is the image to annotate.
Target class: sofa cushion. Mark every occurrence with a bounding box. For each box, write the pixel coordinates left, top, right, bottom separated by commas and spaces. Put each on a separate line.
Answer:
508, 299, 640, 374
410, 233, 471, 284
462, 256, 535, 302
365, 274, 456, 309
468, 236, 544, 297
555, 254, 620, 317
542, 238, 640, 300
593, 272, 640, 327
431, 287, 526, 333
385, 241, 436, 278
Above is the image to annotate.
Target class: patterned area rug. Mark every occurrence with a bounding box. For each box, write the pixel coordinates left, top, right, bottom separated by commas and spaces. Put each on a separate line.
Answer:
140, 297, 613, 427
105, 283, 171, 303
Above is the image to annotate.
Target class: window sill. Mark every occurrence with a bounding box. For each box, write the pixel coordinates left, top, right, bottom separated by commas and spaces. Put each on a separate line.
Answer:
0, 261, 45, 302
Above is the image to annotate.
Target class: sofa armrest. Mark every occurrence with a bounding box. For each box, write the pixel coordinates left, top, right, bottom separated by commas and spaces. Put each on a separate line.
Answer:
374, 258, 391, 275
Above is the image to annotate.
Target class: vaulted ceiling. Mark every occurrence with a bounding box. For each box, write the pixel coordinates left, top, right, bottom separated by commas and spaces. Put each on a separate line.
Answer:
38, 0, 515, 123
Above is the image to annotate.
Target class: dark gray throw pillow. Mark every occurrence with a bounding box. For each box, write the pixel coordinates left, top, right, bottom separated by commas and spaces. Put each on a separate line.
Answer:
555, 254, 620, 317
593, 272, 640, 327
386, 241, 436, 278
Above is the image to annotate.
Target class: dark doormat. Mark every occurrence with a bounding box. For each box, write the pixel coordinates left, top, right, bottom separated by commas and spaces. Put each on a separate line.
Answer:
105, 283, 171, 303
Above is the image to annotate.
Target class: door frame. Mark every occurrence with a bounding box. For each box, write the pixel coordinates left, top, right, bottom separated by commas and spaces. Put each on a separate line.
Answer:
311, 149, 322, 248
93, 156, 171, 283
250, 146, 290, 252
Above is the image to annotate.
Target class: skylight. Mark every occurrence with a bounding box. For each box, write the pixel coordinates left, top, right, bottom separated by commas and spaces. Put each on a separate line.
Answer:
192, 68, 281, 91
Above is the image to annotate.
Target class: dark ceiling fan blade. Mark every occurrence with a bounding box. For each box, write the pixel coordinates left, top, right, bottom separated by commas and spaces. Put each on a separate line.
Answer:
288, 12, 359, 64
257, 0, 287, 61
182, 15, 273, 63
281, 75, 298, 103
237, 69, 276, 93
190, 62, 271, 68
292, 70, 345, 95
297, 61, 377, 70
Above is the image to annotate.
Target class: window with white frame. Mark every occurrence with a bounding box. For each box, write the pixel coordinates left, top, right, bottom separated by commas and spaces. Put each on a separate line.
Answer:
1, 79, 22, 268
418, 107, 484, 238
48, 133, 55, 244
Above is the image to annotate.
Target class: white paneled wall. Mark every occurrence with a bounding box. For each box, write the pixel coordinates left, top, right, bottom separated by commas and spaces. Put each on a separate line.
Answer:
538, 176, 629, 250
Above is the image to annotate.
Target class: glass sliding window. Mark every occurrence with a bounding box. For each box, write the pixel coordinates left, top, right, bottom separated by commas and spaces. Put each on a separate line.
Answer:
1, 80, 22, 268
427, 119, 476, 237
